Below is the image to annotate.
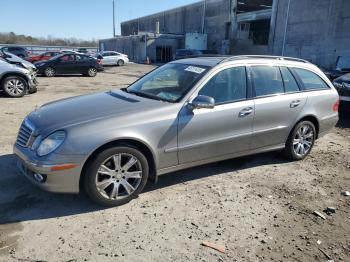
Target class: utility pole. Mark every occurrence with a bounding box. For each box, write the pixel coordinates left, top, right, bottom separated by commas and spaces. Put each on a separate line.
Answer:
201, 0, 207, 34
113, 0, 116, 37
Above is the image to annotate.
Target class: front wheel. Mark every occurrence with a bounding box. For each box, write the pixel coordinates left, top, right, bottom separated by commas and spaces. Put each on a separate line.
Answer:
1, 76, 27, 97
84, 146, 149, 206
284, 121, 316, 160
117, 59, 124, 66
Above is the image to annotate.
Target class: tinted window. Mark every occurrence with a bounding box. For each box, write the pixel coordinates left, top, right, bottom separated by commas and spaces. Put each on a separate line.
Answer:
251, 66, 284, 97
280, 67, 300, 93
294, 68, 328, 90
60, 55, 74, 61
199, 66, 247, 104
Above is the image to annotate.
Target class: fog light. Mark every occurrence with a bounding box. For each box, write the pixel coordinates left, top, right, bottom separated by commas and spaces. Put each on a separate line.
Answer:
33, 173, 46, 183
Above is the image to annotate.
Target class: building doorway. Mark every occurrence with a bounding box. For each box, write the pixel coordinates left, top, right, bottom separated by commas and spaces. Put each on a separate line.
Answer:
156, 46, 172, 63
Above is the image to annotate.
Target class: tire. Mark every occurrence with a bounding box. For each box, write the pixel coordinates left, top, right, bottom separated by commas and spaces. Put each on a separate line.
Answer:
87, 67, 97, 77
83, 146, 149, 206
44, 67, 56, 77
117, 59, 124, 66
284, 121, 316, 160
1, 76, 27, 98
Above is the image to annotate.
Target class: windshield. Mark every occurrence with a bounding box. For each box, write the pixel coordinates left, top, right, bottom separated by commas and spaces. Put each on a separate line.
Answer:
336, 56, 350, 70
126, 63, 209, 102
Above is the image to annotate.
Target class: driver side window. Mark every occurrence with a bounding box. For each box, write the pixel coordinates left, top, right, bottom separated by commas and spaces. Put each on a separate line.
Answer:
199, 66, 247, 104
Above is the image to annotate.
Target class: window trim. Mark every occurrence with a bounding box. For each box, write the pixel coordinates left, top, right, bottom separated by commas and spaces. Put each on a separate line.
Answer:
196, 65, 250, 106
279, 66, 302, 94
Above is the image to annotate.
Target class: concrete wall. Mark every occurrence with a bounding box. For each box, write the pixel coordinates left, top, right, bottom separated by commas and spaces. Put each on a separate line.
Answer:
271, 0, 350, 68
99, 36, 147, 62
121, 0, 232, 53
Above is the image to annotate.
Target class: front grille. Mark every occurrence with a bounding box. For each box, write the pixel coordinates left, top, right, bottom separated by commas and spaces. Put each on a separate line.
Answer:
16, 120, 34, 147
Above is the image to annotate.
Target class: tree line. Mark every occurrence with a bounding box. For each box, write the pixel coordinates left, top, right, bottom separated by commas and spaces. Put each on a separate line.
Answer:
0, 32, 98, 47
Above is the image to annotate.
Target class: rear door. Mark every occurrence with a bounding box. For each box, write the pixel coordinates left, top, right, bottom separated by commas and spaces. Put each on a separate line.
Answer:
178, 65, 254, 164
250, 65, 307, 148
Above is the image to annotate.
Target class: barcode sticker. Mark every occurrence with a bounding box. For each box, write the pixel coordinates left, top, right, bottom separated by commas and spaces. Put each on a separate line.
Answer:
185, 66, 206, 74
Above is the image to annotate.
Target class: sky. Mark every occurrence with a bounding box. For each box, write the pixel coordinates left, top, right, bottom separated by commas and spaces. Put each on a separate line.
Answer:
0, 0, 200, 40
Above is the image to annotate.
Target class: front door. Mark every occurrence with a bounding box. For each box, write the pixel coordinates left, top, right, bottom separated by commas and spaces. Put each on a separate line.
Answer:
178, 66, 254, 164
55, 54, 76, 74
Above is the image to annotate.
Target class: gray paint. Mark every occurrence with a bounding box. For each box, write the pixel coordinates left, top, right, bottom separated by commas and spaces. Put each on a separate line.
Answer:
14, 57, 339, 194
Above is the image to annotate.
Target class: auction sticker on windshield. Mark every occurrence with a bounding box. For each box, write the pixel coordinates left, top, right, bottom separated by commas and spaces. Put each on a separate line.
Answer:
185, 66, 206, 74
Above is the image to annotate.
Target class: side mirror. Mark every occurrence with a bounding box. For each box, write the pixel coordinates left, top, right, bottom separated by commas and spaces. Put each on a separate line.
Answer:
188, 95, 215, 110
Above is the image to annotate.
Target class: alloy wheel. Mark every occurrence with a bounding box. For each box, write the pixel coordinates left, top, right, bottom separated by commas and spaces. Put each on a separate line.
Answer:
88, 68, 97, 77
293, 123, 314, 157
4, 79, 25, 96
45, 68, 55, 77
95, 153, 143, 200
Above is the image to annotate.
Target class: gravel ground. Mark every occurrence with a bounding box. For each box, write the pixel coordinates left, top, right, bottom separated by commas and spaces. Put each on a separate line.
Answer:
0, 64, 349, 262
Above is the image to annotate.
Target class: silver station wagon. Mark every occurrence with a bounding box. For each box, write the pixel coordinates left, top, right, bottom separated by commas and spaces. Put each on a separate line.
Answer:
14, 55, 339, 206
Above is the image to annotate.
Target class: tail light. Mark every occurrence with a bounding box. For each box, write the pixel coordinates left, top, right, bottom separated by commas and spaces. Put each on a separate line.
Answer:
97, 59, 102, 65
333, 100, 340, 112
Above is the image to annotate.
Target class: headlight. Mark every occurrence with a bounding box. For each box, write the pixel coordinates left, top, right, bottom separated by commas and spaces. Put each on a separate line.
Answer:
37, 131, 66, 156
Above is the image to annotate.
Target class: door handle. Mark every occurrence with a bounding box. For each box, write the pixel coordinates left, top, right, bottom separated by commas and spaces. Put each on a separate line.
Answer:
290, 100, 301, 108
239, 107, 253, 117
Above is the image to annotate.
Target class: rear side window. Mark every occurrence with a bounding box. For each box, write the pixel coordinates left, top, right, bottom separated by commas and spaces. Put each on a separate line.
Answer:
293, 68, 328, 90
251, 66, 284, 97
280, 67, 300, 93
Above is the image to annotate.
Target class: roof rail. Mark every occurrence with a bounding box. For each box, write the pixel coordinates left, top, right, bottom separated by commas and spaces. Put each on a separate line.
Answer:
219, 55, 310, 64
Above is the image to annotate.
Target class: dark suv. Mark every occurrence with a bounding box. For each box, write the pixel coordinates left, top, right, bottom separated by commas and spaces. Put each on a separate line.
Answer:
333, 73, 350, 112
324, 56, 350, 80
1, 46, 30, 59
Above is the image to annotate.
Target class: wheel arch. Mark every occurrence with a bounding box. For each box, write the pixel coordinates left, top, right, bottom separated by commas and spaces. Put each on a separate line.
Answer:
79, 138, 157, 192
0, 72, 29, 87
293, 115, 320, 139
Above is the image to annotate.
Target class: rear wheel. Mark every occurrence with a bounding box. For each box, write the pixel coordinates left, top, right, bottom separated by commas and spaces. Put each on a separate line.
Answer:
44, 67, 56, 77
87, 67, 97, 77
284, 121, 316, 160
84, 146, 149, 206
1, 76, 27, 97
117, 59, 124, 66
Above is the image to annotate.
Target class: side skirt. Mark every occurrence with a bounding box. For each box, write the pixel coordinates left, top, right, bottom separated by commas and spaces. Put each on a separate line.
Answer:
157, 143, 285, 176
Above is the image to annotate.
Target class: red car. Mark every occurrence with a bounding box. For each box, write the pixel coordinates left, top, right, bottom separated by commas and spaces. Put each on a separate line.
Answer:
27, 51, 62, 63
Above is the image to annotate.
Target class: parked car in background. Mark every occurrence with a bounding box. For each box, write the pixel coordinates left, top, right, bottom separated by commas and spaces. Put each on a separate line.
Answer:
1, 46, 30, 58
35, 53, 103, 77
174, 49, 203, 60
28, 51, 61, 63
323, 56, 350, 80
0, 51, 37, 71
77, 48, 88, 54
14, 55, 339, 206
0, 59, 37, 97
96, 51, 129, 66
333, 73, 350, 112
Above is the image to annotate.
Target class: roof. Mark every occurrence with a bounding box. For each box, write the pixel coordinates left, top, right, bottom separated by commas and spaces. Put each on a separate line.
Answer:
171, 56, 228, 67
171, 55, 311, 67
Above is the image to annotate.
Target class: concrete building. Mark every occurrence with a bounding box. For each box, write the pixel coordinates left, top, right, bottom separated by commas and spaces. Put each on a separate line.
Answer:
99, 0, 350, 68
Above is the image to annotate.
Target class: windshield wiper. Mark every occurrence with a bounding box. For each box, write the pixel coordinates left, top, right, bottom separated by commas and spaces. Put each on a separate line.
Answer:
127, 90, 171, 102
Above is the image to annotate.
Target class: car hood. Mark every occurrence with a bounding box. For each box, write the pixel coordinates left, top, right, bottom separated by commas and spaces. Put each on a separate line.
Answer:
27, 90, 171, 134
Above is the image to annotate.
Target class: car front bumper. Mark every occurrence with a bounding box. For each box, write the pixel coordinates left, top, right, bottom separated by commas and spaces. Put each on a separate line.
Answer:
13, 143, 85, 194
